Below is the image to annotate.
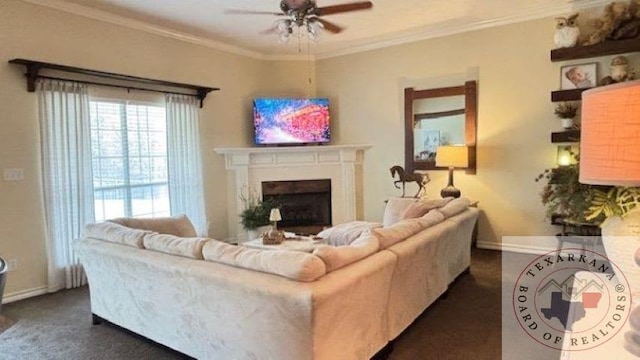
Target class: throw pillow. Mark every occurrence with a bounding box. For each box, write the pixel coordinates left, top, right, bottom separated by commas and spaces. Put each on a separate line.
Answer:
143, 233, 209, 259
317, 221, 382, 246
313, 232, 380, 272
417, 210, 445, 228
401, 197, 454, 219
382, 197, 420, 227
109, 214, 198, 237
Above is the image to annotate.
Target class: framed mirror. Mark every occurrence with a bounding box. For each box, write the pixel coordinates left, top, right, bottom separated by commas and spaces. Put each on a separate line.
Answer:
404, 80, 477, 174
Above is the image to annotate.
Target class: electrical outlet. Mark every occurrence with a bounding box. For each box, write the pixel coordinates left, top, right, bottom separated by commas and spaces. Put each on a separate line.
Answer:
7, 258, 17, 272
3, 168, 24, 181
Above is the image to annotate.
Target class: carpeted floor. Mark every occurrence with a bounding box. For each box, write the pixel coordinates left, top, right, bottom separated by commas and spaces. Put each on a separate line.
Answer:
0, 249, 501, 360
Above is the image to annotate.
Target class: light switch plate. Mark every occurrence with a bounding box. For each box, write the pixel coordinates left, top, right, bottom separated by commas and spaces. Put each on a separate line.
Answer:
3, 168, 24, 181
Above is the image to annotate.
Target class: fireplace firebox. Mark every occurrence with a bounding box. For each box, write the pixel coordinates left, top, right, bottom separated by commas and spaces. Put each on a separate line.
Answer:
262, 179, 331, 235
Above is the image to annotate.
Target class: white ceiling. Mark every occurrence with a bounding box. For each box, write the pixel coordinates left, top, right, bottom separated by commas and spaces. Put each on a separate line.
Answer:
32, 0, 609, 59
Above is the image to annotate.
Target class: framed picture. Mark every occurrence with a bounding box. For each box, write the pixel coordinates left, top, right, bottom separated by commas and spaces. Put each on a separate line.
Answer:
560, 63, 597, 90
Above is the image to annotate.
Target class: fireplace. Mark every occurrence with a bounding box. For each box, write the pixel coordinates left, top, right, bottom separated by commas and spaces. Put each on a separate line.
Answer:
262, 179, 331, 235
215, 145, 371, 242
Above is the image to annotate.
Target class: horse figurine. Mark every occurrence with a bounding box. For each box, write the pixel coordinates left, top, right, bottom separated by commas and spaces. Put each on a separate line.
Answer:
390, 165, 430, 198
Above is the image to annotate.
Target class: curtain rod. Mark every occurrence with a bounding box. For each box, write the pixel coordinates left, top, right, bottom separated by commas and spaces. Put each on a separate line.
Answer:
8, 58, 219, 108
36, 75, 201, 99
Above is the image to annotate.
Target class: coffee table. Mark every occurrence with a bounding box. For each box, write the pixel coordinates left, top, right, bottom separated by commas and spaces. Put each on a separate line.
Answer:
241, 237, 324, 253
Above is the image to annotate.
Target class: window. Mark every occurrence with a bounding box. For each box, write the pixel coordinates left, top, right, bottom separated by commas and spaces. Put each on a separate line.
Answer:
90, 100, 170, 221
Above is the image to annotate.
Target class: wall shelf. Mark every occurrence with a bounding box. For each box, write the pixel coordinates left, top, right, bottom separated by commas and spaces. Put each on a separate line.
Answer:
550, 88, 591, 102
551, 130, 581, 143
551, 38, 640, 62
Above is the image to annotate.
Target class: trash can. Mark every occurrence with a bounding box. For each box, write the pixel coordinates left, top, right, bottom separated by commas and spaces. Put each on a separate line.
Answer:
0, 257, 6, 313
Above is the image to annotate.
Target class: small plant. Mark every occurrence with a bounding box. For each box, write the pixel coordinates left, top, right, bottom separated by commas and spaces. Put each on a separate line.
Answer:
239, 187, 279, 230
554, 102, 579, 119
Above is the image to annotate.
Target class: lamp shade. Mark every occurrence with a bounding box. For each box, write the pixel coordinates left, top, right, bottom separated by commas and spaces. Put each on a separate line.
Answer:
580, 80, 640, 186
435, 146, 469, 168
269, 208, 282, 222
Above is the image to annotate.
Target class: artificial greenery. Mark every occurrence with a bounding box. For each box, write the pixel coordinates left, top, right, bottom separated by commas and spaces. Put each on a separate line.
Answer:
535, 151, 640, 223
239, 188, 280, 230
554, 102, 579, 119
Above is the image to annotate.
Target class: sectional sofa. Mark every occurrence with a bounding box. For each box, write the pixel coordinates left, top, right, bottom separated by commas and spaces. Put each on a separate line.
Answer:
76, 197, 479, 360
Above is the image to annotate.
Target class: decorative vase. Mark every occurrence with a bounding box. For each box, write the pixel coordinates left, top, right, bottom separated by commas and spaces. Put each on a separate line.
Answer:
561, 118, 574, 129
246, 225, 271, 242
600, 208, 640, 301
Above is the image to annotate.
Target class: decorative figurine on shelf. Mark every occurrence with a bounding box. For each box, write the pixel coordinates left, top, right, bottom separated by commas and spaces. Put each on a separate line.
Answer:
554, 13, 580, 48
600, 55, 637, 85
390, 165, 430, 198
583, 0, 640, 45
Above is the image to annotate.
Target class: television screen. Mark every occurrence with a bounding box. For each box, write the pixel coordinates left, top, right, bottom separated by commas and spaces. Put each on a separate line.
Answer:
253, 98, 331, 145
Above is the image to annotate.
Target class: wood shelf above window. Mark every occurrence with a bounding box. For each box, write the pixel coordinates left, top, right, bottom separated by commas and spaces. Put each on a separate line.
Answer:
550, 38, 640, 62
551, 130, 581, 143
551, 88, 591, 102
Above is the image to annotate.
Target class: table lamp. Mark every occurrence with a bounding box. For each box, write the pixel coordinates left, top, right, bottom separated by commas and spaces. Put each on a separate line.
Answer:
580, 80, 640, 316
435, 145, 469, 198
269, 208, 282, 231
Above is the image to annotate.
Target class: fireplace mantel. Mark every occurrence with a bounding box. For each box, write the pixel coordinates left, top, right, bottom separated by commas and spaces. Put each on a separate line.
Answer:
214, 145, 372, 241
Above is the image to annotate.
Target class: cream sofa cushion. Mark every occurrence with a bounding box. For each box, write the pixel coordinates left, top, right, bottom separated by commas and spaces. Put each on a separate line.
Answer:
83, 221, 152, 248
317, 221, 382, 246
382, 197, 418, 227
313, 232, 380, 272
373, 218, 424, 249
436, 198, 471, 218
417, 210, 446, 228
143, 233, 209, 259
202, 240, 326, 282
401, 197, 453, 219
109, 214, 197, 237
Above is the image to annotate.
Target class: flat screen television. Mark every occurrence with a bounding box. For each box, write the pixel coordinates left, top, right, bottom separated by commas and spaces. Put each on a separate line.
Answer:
253, 98, 331, 145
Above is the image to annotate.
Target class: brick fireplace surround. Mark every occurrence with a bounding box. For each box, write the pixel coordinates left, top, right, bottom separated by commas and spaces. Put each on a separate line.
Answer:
215, 145, 372, 242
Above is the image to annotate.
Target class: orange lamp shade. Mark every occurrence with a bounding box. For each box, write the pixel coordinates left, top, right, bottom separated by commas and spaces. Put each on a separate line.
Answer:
435, 145, 469, 168
580, 80, 640, 186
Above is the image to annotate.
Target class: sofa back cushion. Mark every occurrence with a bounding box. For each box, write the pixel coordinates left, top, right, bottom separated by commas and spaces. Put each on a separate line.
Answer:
317, 221, 382, 246
109, 214, 197, 237
202, 240, 326, 282
382, 197, 419, 227
417, 210, 446, 228
436, 198, 471, 218
143, 233, 209, 260
313, 232, 380, 272
373, 218, 424, 249
401, 197, 453, 220
83, 221, 152, 248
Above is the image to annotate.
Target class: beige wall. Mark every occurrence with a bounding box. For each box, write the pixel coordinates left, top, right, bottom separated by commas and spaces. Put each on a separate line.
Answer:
0, 0, 313, 297
0, 0, 625, 298
316, 17, 627, 250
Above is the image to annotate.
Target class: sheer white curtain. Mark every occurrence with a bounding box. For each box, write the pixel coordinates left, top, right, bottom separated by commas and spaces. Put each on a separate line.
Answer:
165, 94, 207, 235
38, 80, 94, 291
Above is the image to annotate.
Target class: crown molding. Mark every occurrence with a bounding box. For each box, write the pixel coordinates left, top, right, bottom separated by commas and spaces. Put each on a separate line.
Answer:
315, 0, 610, 60
19, 0, 268, 59
21, 0, 609, 62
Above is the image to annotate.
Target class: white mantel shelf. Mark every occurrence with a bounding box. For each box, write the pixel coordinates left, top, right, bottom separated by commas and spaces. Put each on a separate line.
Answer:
214, 144, 372, 156
214, 144, 372, 241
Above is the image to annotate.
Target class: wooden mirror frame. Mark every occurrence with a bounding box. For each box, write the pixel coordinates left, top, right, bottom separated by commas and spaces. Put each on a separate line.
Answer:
404, 80, 477, 174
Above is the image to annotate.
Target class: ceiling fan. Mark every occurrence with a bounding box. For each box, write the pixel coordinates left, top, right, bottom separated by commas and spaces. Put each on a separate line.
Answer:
226, 0, 374, 41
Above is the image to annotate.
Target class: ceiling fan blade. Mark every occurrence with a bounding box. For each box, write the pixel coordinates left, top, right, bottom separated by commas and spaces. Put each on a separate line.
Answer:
224, 9, 285, 16
314, 1, 373, 16
314, 18, 344, 34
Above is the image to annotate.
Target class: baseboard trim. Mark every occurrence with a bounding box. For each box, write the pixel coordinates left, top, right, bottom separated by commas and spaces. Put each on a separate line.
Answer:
2, 285, 48, 304
477, 241, 556, 255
